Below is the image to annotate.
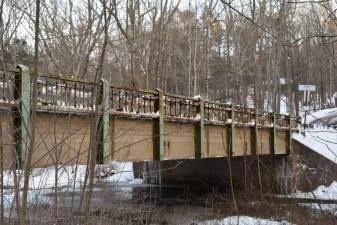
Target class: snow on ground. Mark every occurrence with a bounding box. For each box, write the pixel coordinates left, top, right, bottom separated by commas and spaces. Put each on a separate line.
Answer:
292, 107, 337, 164
291, 181, 337, 215
292, 126, 337, 163
291, 108, 337, 213
292, 125, 337, 214
106, 161, 143, 184
293, 181, 337, 200
198, 216, 295, 225
1, 162, 142, 217
305, 107, 337, 125
2, 161, 141, 189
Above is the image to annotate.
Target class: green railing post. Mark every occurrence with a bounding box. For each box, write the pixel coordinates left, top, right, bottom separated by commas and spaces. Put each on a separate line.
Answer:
154, 89, 165, 160
101, 79, 110, 163
16, 65, 31, 166
195, 97, 204, 159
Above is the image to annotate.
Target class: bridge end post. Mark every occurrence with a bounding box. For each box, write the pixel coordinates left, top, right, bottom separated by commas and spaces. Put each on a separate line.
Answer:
195, 97, 204, 159
15, 64, 31, 168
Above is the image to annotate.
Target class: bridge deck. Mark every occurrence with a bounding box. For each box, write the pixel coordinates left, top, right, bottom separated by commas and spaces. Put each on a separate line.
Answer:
0, 66, 299, 168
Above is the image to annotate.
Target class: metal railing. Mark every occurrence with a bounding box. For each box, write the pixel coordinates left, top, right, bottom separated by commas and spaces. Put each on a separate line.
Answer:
204, 101, 230, 122
234, 106, 256, 124
163, 94, 199, 119
0, 69, 16, 104
0, 67, 298, 128
35, 75, 98, 111
276, 114, 290, 128
110, 87, 158, 115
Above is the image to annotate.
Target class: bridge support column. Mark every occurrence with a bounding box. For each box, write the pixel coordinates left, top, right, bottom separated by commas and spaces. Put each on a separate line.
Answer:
195, 97, 204, 159
15, 65, 31, 167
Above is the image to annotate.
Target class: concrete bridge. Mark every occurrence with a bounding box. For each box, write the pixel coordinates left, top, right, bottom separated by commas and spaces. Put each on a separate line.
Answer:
0, 65, 300, 192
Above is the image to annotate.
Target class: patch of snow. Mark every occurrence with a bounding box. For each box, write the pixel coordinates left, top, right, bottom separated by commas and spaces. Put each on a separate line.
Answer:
1, 162, 142, 217
291, 181, 337, 215
2, 162, 141, 190
193, 95, 202, 100
129, 178, 144, 185
106, 162, 135, 183
300, 202, 337, 214
198, 216, 295, 225
305, 107, 337, 125
293, 181, 337, 200
292, 127, 337, 163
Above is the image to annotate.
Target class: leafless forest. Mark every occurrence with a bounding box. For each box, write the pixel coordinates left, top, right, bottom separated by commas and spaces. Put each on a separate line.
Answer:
2, 0, 337, 114
1, 0, 337, 225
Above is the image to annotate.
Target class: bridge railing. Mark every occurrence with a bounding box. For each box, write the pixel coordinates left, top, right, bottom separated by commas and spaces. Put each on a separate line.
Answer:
204, 101, 230, 123
233, 106, 256, 124
276, 113, 290, 128
34, 75, 98, 111
163, 94, 199, 119
255, 110, 273, 127
0, 69, 17, 105
0, 66, 299, 129
110, 86, 158, 115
